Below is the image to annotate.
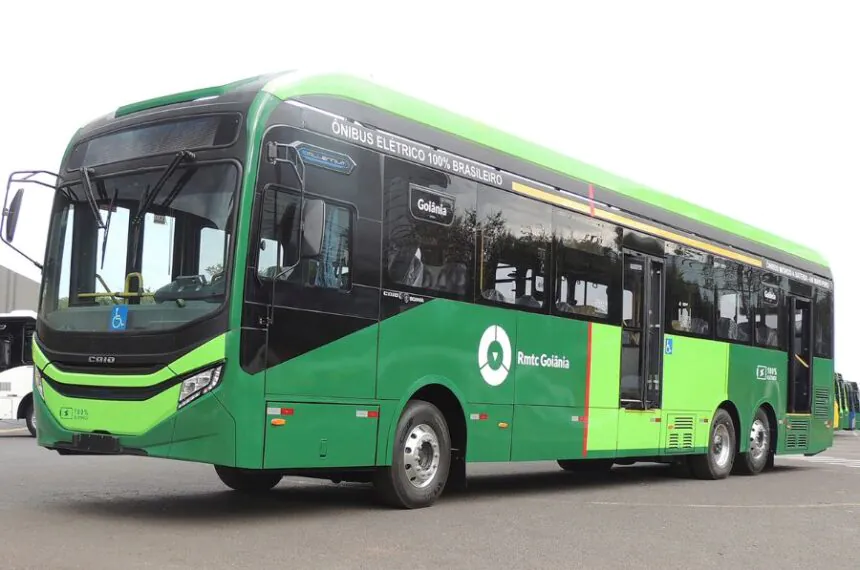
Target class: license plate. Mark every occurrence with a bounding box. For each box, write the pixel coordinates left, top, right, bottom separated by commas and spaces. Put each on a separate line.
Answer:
72, 433, 120, 453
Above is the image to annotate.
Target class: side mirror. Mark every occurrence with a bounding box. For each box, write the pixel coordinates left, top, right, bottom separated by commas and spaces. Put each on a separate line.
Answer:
300, 198, 326, 258
2, 188, 24, 243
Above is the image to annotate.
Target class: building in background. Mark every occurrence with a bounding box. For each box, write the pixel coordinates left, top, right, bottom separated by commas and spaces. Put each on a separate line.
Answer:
0, 263, 40, 312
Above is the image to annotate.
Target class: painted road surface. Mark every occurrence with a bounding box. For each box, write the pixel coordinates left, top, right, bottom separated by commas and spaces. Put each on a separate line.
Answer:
1, 430, 858, 570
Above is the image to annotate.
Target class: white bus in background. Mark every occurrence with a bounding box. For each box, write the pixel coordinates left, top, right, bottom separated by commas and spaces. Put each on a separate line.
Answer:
0, 310, 36, 436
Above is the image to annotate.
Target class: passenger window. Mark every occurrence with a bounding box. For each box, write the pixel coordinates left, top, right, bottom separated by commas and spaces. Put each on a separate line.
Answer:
754, 272, 784, 350
714, 259, 753, 343
814, 287, 833, 358
477, 186, 551, 310
382, 157, 477, 300
552, 208, 621, 321
665, 247, 714, 337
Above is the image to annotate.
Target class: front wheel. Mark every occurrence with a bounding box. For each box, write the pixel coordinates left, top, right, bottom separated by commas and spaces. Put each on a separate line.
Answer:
214, 466, 282, 493
374, 400, 451, 509
690, 407, 736, 480
24, 400, 36, 437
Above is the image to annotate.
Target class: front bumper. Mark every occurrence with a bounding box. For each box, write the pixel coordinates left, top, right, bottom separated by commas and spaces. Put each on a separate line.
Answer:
35, 387, 237, 465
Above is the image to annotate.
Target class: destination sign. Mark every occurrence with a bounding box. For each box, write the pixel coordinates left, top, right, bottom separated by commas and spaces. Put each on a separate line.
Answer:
763, 260, 831, 290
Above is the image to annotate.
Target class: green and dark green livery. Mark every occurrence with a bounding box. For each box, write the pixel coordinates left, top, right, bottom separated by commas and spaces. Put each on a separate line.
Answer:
6, 70, 834, 509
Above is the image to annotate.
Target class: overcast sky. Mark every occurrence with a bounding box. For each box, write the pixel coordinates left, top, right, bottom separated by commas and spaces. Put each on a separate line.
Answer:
1, 1, 857, 375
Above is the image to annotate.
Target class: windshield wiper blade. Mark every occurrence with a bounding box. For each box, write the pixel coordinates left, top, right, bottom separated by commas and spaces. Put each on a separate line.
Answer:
99, 188, 118, 270
131, 150, 196, 226
80, 167, 107, 229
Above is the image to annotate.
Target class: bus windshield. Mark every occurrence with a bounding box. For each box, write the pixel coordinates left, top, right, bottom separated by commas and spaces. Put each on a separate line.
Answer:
38, 161, 238, 334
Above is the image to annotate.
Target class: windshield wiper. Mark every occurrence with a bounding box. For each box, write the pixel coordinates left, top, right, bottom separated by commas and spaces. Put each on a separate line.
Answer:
130, 150, 196, 227
128, 150, 197, 272
79, 167, 107, 229
99, 188, 118, 270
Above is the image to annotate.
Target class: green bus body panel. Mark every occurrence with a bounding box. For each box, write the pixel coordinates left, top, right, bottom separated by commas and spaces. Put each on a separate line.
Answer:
586, 324, 621, 455
42, 381, 181, 436
265, 324, 378, 400
263, 402, 379, 469
727, 344, 786, 453
809, 357, 835, 453
221, 91, 283, 469
511, 405, 585, 461
259, 72, 827, 268
661, 335, 728, 414
616, 409, 662, 455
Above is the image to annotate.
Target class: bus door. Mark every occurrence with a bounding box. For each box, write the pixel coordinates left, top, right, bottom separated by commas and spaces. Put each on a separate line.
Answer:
617, 250, 665, 454
787, 296, 813, 414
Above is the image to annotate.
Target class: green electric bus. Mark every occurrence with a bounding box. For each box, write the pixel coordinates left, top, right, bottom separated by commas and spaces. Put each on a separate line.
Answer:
1, 70, 836, 509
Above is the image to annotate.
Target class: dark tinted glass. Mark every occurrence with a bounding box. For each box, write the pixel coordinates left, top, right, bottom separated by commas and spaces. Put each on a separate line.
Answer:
714, 259, 753, 343
552, 208, 621, 322
665, 246, 714, 337
382, 157, 477, 300
477, 185, 551, 310
754, 272, 785, 349
814, 287, 834, 358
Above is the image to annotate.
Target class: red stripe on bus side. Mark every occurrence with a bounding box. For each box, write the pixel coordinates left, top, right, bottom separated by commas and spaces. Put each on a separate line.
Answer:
588, 184, 595, 216
583, 322, 593, 457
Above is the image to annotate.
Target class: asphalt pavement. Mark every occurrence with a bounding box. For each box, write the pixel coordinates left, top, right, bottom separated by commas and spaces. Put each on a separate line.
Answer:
1, 420, 859, 570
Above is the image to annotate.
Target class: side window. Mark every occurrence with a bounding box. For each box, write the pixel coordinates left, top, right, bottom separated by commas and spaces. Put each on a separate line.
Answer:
754, 271, 784, 349
665, 246, 714, 337
477, 185, 551, 310
199, 226, 227, 282
714, 259, 753, 343
382, 157, 477, 299
256, 189, 301, 280
814, 286, 833, 358
552, 208, 621, 322
257, 188, 353, 292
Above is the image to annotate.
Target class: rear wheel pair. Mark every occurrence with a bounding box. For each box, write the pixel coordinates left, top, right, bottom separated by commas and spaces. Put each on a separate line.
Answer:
689, 407, 771, 479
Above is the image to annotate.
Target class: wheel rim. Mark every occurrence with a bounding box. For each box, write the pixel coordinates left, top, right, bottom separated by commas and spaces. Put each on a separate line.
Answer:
748, 418, 768, 462
403, 423, 440, 489
712, 423, 731, 468
30, 407, 36, 430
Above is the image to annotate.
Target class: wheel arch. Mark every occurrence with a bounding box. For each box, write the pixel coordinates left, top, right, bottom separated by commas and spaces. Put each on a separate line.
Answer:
716, 399, 742, 451
379, 376, 468, 466
16, 392, 33, 420
756, 400, 778, 454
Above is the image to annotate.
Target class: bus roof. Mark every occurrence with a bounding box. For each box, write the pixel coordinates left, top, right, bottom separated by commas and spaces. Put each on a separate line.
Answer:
0, 310, 36, 320
108, 70, 829, 274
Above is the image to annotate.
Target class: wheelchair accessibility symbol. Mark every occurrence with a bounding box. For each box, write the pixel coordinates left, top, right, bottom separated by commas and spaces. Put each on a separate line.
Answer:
110, 305, 128, 331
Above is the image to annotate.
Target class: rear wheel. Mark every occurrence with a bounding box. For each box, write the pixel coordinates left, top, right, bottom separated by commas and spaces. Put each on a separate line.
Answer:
214, 466, 282, 493
690, 407, 736, 480
374, 400, 451, 509
733, 407, 770, 475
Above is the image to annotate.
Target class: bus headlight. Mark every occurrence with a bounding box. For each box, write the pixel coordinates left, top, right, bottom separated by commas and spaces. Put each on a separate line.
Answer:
177, 364, 223, 409
33, 367, 44, 399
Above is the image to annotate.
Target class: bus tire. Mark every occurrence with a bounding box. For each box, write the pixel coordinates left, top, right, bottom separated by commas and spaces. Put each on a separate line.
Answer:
374, 399, 451, 509
214, 466, 282, 493
733, 407, 770, 475
24, 400, 36, 437
690, 407, 736, 480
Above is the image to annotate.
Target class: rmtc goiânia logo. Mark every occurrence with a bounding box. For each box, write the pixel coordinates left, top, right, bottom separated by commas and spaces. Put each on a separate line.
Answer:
478, 325, 512, 386
477, 325, 572, 387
